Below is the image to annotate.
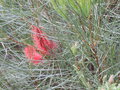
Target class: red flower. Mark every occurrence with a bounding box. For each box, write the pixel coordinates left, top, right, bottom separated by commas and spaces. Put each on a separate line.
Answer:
24, 45, 43, 64
31, 25, 57, 55
24, 25, 58, 65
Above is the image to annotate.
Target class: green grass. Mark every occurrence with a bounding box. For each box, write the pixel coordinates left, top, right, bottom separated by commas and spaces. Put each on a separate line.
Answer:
0, 0, 120, 89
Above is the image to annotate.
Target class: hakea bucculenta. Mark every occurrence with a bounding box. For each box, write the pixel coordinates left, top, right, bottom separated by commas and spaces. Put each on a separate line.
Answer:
24, 25, 57, 64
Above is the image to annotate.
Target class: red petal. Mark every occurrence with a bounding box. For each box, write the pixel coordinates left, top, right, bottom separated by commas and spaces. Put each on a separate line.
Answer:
24, 45, 43, 64
31, 25, 57, 55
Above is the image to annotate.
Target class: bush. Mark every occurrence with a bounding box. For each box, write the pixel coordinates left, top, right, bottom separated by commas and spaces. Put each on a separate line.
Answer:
0, 0, 120, 89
